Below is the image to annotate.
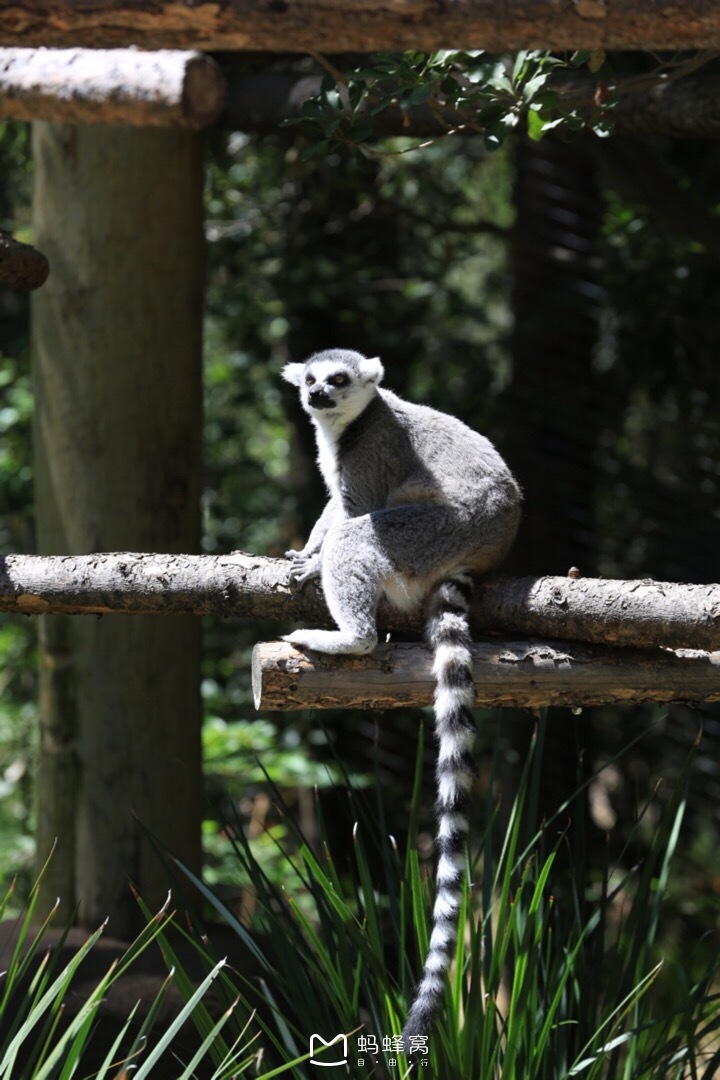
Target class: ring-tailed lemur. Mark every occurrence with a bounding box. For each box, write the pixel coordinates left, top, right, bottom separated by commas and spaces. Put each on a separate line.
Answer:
282, 348, 521, 1044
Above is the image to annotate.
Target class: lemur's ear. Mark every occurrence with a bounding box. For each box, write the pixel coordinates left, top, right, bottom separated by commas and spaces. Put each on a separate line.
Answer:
282, 363, 305, 387
359, 356, 384, 385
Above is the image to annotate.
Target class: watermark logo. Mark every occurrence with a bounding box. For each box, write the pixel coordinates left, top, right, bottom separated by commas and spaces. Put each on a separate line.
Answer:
309, 1033, 348, 1066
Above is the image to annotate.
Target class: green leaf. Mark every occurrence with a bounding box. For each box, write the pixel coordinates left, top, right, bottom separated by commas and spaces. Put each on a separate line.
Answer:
348, 124, 374, 143
522, 72, 551, 103
526, 109, 546, 142
486, 74, 514, 95
512, 50, 530, 82
320, 73, 336, 96
300, 140, 331, 162
348, 81, 366, 111
401, 83, 435, 107
299, 100, 327, 121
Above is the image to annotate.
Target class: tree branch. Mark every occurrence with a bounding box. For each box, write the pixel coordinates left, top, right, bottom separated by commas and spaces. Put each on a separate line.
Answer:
0, 552, 717, 652
0, 1, 719, 52
252, 639, 720, 710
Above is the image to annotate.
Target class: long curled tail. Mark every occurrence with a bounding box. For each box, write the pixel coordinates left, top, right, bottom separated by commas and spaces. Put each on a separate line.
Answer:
402, 572, 477, 1047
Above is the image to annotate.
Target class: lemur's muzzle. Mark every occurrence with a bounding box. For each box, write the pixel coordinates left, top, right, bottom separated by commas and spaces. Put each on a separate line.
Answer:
308, 389, 336, 409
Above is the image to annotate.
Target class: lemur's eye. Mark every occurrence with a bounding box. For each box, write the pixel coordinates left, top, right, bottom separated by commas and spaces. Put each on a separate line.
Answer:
329, 373, 349, 387
305, 375, 315, 386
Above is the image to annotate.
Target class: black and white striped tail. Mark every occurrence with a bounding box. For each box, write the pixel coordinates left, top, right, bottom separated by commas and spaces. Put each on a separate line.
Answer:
402, 572, 476, 1047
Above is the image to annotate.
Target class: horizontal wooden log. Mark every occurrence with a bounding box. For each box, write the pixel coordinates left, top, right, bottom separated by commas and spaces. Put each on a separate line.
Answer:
0, 48, 225, 127
252, 638, 720, 710
0, 551, 298, 618
0, 230, 48, 290
0, 551, 717, 652
0, 1, 719, 52
475, 575, 720, 651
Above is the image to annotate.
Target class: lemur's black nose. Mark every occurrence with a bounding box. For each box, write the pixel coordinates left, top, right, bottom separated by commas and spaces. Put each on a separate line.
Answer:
308, 386, 334, 408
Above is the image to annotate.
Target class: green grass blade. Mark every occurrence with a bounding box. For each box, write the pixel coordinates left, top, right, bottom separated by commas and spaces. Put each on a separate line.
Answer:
0, 923, 107, 1076
175, 997, 244, 1078
91, 1001, 142, 1078
132, 959, 227, 1079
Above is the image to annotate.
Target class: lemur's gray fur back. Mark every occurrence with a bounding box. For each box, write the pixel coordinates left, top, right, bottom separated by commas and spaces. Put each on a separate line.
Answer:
281, 348, 521, 1045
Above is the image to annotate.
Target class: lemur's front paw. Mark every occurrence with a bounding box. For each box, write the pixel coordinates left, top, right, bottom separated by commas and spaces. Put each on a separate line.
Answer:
282, 629, 325, 651
282, 629, 377, 655
285, 550, 322, 587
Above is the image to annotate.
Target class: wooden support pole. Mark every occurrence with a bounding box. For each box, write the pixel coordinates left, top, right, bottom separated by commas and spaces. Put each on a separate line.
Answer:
252, 639, 720, 711
0, 48, 225, 127
0, 1, 719, 52
32, 122, 204, 933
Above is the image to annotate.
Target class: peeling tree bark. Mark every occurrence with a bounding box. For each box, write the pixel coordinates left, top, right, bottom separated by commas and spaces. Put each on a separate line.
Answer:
0, 48, 225, 127
0, 1, 719, 51
0, 551, 717, 652
253, 638, 720, 711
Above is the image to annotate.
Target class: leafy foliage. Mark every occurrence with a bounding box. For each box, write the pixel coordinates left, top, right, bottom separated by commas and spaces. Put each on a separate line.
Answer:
286, 49, 720, 159
286, 49, 615, 158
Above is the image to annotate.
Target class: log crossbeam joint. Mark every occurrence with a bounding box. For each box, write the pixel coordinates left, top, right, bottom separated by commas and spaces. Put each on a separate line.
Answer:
1, 551, 718, 710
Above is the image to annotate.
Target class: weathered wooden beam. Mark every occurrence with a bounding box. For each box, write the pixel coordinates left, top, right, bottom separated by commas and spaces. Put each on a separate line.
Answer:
0, 2, 719, 52
252, 638, 720, 710
0, 551, 717, 652
0, 48, 225, 127
0, 231, 48, 289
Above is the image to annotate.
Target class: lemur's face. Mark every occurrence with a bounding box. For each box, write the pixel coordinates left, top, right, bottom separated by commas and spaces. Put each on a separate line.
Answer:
300, 360, 354, 412
282, 351, 384, 425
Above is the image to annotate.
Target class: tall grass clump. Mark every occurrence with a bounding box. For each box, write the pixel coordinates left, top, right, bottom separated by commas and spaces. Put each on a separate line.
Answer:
5, 716, 716, 1077
0, 856, 300, 1078
177, 715, 720, 1079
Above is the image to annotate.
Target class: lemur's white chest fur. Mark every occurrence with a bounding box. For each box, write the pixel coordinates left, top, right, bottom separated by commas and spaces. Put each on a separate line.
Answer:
312, 415, 343, 496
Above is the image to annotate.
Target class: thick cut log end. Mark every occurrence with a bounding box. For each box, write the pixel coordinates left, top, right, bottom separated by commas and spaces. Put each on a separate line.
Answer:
0, 48, 226, 128
182, 53, 226, 127
251, 640, 429, 711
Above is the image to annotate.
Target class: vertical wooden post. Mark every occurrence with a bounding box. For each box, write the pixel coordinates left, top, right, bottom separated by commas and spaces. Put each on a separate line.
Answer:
31, 122, 204, 934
